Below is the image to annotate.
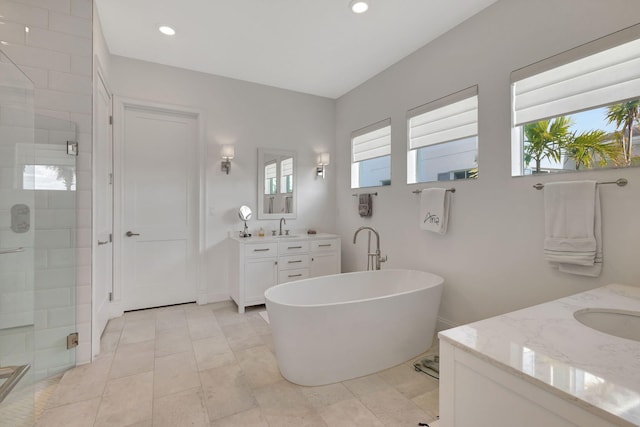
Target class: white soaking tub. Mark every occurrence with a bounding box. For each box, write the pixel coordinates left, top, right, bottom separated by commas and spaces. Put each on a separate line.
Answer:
264, 269, 443, 386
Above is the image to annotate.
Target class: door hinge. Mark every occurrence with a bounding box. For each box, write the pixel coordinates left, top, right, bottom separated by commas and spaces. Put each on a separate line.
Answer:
108, 292, 113, 302
108, 172, 113, 185
109, 115, 113, 125
67, 332, 79, 349
109, 233, 113, 243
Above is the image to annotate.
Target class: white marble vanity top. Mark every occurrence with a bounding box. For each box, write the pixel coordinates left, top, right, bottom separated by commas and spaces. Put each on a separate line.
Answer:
439, 284, 640, 426
228, 232, 339, 243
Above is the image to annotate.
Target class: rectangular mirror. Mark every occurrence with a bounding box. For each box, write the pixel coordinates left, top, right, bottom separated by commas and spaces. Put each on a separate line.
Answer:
257, 148, 296, 219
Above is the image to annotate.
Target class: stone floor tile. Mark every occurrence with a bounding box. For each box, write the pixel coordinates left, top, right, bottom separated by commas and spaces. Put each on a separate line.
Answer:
94, 371, 153, 427
234, 345, 282, 389
35, 397, 100, 427
153, 350, 201, 398
200, 363, 257, 421
317, 398, 384, 427
109, 339, 155, 379
209, 407, 269, 427
152, 387, 209, 427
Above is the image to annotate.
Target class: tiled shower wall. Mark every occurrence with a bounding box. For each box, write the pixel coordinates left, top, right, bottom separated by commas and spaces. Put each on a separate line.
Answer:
0, 0, 93, 370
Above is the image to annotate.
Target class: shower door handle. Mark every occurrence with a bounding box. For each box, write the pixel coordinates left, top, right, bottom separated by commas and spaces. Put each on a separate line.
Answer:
0, 247, 24, 255
125, 231, 140, 237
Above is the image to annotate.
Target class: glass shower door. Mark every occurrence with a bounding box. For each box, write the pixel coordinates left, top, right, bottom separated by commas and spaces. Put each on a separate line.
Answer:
0, 50, 36, 425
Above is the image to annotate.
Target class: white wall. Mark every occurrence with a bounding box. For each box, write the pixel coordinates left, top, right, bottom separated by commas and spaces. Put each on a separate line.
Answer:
335, 0, 640, 327
108, 56, 336, 302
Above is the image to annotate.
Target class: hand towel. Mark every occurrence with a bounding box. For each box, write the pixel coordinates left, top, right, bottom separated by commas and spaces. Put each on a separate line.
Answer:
543, 181, 601, 276
359, 194, 372, 217
420, 188, 450, 234
558, 189, 602, 277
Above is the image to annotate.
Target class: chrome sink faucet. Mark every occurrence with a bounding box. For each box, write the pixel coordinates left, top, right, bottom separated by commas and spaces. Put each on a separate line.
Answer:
279, 217, 286, 236
353, 226, 387, 270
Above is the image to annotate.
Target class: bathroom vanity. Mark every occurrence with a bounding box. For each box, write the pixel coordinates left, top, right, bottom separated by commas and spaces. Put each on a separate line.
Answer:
438, 284, 640, 427
228, 233, 341, 313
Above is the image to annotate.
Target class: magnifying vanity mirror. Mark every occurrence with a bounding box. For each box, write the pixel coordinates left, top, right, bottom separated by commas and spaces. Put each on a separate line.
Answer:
238, 205, 252, 237
257, 148, 296, 219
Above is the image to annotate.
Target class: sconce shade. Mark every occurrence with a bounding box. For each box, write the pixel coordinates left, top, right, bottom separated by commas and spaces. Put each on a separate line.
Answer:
318, 152, 330, 166
221, 145, 235, 159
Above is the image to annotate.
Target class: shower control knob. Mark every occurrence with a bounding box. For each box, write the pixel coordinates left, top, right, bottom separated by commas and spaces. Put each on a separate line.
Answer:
125, 231, 140, 237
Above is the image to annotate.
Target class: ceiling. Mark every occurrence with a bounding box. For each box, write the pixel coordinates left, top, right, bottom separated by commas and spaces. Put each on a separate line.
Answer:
95, 0, 498, 99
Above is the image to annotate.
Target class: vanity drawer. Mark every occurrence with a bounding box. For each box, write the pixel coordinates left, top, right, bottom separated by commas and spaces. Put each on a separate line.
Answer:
278, 268, 309, 283
278, 254, 310, 270
244, 242, 278, 258
278, 241, 309, 255
310, 239, 339, 252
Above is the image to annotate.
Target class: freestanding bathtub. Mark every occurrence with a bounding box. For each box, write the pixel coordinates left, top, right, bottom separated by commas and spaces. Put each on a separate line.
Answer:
264, 269, 444, 386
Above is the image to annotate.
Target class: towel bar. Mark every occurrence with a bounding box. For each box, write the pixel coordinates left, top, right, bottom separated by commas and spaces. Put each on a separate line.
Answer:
352, 192, 378, 197
412, 188, 455, 194
533, 178, 628, 190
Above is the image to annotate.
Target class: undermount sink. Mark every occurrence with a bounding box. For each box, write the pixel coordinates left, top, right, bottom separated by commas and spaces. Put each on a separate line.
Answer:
574, 308, 640, 342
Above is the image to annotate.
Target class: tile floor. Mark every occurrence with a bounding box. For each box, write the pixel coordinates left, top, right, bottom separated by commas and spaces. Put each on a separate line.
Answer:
34, 301, 440, 426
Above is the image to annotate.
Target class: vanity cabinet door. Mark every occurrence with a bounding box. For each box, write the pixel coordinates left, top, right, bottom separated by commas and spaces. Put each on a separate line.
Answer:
310, 252, 339, 278
245, 257, 278, 304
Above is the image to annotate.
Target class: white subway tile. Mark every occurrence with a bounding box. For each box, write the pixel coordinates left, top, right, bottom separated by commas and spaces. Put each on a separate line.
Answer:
34, 87, 90, 114
35, 209, 76, 229
13, 65, 47, 90
0, 19, 27, 44
76, 170, 91, 190
70, 0, 91, 19
76, 208, 90, 228
76, 264, 90, 285
75, 226, 91, 249
76, 302, 90, 323
35, 267, 75, 289
33, 309, 47, 328
70, 53, 90, 76
34, 228, 71, 248
47, 248, 75, 267
1, 42, 70, 72
48, 11, 90, 39
34, 108, 70, 123
47, 188, 75, 209
76, 130, 91, 152
0, 0, 49, 28
34, 347, 74, 371
47, 306, 75, 328
76, 283, 90, 304
49, 70, 91, 95
76, 189, 90, 209
34, 287, 71, 309
18, 0, 70, 15
69, 112, 91, 134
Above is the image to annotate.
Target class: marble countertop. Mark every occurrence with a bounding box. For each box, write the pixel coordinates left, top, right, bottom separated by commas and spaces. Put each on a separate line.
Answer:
439, 284, 640, 426
228, 232, 340, 243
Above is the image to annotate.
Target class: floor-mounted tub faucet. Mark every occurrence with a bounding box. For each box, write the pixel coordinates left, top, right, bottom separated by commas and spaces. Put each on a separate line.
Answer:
279, 217, 286, 235
353, 226, 387, 270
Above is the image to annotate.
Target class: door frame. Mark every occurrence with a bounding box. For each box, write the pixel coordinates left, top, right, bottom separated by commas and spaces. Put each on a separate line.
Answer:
111, 96, 206, 317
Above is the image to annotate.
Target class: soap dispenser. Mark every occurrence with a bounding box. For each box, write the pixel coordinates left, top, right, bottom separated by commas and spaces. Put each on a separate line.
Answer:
258, 227, 265, 237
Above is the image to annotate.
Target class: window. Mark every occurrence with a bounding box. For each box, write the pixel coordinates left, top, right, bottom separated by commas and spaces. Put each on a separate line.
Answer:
407, 86, 478, 184
264, 161, 277, 195
511, 24, 640, 176
351, 119, 391, 189
280, 157, 293, 193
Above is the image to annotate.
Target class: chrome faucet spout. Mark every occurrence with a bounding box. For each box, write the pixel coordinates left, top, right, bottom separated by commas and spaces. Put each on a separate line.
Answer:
352, 226, 386, 270
279, 217, 286, 236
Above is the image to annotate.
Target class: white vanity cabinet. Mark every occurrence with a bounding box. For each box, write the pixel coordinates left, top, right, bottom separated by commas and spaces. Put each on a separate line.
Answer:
309, 239, 340, 278
229, 234, 341, 313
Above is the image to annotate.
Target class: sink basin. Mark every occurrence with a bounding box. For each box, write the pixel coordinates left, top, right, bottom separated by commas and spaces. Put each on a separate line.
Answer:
574, 308, 640, 342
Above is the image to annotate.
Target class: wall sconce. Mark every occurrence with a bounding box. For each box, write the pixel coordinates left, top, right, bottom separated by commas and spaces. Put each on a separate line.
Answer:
316, 153, 330, 179
221, 145, 234, 175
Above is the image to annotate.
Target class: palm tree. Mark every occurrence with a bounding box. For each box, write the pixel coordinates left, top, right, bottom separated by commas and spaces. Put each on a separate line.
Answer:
606, 100, 640, 165
523, 116, 573, 173
563, 130, 623, 170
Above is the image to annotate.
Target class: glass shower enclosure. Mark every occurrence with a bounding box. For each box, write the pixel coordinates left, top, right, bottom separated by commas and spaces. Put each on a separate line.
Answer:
0, 50, 77, 425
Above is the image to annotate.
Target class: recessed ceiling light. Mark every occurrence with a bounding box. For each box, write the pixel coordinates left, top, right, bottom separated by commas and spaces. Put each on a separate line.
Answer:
349, 1, 369, 13
158, 25, 176, 36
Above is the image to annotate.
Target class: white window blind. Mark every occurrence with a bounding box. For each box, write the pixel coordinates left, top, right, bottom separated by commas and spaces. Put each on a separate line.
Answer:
352, 119, 391, 163
264, 162, 276, 194
512, 24, 640, 126
408, 86, 478, 150
280, 157, 292, 177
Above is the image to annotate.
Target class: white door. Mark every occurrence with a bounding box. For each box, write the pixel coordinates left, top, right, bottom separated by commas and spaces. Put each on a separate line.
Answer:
120, 105, 198, 311
92, 71, 113, 357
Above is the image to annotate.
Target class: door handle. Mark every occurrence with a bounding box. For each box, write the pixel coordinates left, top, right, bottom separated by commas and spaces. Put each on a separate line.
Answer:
97, 240, 109, 246
125, 231, 140, 237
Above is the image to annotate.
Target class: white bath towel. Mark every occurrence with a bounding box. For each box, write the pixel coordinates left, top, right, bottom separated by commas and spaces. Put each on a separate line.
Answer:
420, 188, 450, 234
543, 181, 602, 276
